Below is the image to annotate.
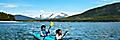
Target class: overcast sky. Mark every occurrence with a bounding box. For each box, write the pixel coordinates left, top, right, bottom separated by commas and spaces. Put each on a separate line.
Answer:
0, 0, 120, 18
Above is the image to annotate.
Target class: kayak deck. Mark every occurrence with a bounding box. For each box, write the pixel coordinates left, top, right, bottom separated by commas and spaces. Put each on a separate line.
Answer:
33, 32, 55, 40
32, 32, 69, 40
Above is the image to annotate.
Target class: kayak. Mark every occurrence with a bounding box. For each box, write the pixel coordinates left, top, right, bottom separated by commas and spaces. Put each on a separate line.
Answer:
32, 32, 69, 40
33, 32, 55, 40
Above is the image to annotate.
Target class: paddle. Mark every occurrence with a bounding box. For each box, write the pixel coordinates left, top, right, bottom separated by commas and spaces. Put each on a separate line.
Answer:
48, 21, 54, 31
62, 26, 71, 39
62, 31, 68, 38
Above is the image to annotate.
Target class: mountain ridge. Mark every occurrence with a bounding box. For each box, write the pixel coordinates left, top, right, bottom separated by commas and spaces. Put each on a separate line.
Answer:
60, 2, 120, 22
14, 15, 35, 20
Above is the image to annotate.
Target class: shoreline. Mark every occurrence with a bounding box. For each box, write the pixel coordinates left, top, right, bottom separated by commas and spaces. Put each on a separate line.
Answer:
0, 20, 120, 22
0, 21, 17, 22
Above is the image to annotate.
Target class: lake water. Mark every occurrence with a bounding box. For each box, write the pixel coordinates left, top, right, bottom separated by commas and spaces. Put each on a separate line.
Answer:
0, 22, 120, 40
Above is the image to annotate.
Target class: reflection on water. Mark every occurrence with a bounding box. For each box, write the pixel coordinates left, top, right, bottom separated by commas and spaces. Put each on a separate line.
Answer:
0, 22, 120, 40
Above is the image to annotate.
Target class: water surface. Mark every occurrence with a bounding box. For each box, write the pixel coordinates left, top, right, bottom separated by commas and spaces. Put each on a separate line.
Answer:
0, 22, 120, 40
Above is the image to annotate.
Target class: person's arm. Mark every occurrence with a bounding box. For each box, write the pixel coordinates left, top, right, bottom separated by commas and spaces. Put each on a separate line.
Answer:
48, 26, 51, 33
46, 30, 50, 35
40, 31, 45, 37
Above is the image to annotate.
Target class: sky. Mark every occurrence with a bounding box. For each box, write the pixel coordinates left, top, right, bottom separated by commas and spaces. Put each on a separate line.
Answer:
0, 0, 120, 18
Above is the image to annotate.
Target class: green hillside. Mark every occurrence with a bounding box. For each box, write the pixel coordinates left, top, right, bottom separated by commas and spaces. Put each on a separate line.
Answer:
0, 12, 15, 21
61, 2, 120, 22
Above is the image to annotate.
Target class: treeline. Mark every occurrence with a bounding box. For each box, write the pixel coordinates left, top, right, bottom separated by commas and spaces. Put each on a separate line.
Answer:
0, 12, 15, 21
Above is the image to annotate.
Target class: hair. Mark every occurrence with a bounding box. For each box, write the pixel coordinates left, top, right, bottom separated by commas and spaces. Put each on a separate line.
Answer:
56, 29, 61, 33
41, 25, 46, 29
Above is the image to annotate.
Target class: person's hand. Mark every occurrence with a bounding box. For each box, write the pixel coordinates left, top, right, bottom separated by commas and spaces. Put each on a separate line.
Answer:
41, 35, 46, 37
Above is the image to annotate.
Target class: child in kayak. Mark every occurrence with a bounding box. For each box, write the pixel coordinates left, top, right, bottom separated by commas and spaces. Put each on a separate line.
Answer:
40, 25, 50, 37
56, 29, 62, 40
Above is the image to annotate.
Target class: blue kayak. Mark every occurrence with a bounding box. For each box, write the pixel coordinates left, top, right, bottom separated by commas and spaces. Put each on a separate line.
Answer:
33, 32, 55, 40
33, 32, 69, 40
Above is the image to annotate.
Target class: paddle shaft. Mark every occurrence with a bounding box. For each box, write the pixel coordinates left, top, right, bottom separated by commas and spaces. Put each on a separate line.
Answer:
62, 31, 68, 38
48, 26, 51, 30
62, 26, 71, 38
47, 26, 52, 34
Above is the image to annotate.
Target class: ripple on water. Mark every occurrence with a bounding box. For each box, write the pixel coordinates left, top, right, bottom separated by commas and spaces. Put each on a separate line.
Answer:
0, 22, 120, 40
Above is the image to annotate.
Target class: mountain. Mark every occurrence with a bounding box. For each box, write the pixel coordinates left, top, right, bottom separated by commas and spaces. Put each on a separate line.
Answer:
61, 2, 120, 22
36, 13, 68, 20
0, 12, 15, 21
53, 13, 68, 19
14, 15, 35, 20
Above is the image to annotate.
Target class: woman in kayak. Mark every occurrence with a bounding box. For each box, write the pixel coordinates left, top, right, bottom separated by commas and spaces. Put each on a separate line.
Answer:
40, 25, 50, 37
56, 29, 62, 40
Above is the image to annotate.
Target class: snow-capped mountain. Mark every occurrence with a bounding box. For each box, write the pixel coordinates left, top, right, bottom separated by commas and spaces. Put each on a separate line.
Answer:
53, 13, 68, 19
35, 13, 68, 20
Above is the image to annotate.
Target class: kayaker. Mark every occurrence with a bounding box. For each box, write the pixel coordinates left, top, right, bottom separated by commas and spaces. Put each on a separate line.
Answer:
56, 29, 62, 40
40, 25, 50, 37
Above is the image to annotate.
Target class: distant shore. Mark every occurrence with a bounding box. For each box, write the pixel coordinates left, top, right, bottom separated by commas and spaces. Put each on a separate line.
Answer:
0, 20, 120, 22
1, 19, 120, 22
0, 21, 17, 22
14, 19, 120, 22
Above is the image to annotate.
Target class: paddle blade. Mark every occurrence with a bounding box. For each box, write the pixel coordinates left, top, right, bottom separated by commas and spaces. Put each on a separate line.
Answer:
50, 21, 54, 27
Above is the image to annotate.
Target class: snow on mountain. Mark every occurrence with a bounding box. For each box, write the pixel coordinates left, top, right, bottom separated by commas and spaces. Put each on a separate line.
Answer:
35, 12, 68, 19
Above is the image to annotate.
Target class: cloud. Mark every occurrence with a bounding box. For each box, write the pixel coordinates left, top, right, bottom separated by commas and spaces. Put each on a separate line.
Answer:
0, 3, 18, 8
0, 10, 7, 12
40, 10, 45, 13
4, 4, 17, 8
0, 3, 33, 8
